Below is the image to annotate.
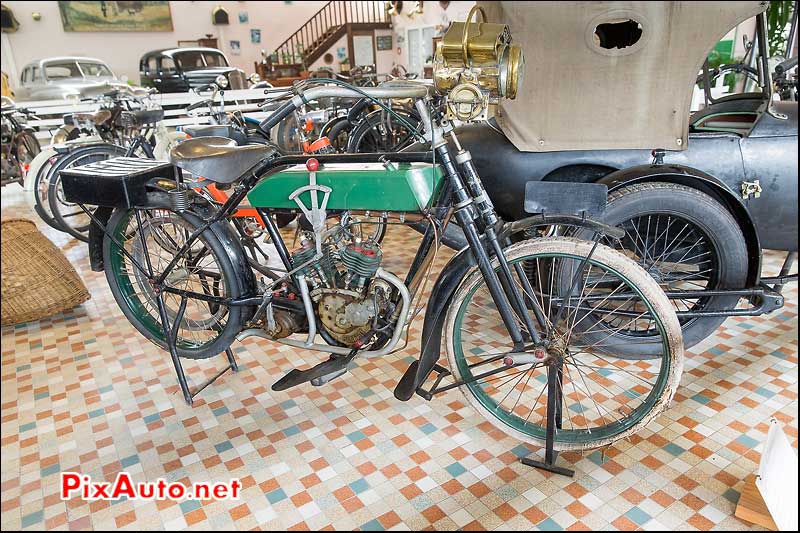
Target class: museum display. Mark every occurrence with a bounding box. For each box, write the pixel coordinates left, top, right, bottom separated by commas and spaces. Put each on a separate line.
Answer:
54, 7, 688, 456
1, 1, 798, 531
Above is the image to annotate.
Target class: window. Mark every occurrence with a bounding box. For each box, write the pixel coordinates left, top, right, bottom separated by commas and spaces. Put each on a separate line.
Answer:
203, 52, 227, 67
20, 68, 28, 84
45, 62, 81, 80
175, 51, 206, 71
146, 56, 157, 73
160, 57, 177, 74
79, 62, 113, 78
406, 26, 435, 77
31, 67, 40, 82
174, 50, 228, 71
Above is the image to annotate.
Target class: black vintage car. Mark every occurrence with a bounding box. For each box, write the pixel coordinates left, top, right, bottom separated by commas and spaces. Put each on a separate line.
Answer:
139, 47, 247, 93
456, 2, 798, 353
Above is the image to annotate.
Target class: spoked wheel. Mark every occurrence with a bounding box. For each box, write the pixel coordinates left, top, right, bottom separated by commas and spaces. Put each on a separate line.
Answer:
104, 209, 248, 359
444, 237, 683, 451
345, 109, 422, 153
48, 144, 126, 241
589, 182, 747, 353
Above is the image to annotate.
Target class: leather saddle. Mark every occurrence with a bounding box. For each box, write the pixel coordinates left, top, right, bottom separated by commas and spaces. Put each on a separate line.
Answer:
69, 109, 113, 125
183, 124, 249, 146
170, 136, 276, 184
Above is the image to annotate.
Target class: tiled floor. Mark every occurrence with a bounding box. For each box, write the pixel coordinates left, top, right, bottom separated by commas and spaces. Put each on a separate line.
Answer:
1, 184, 797, 531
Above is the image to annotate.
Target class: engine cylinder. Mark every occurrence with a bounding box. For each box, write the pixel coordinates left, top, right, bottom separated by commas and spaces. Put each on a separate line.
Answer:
340, 242, 382, 283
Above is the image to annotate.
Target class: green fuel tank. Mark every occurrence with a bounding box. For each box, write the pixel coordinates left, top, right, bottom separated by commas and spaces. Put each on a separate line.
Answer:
247, 162, 444, 212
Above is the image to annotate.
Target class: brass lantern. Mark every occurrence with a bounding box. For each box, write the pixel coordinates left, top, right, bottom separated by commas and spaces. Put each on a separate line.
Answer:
433, 5, 524, 121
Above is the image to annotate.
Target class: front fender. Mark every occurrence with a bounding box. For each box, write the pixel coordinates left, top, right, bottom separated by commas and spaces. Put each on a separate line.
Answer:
597, 163, 762, 286
394, 245, 476, 401
393, 213, 623, 402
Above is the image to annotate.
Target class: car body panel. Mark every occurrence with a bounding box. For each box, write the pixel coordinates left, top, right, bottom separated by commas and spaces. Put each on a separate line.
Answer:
15, 57, 125, 101
139, 48, 246, 93
459, 100, 798, 252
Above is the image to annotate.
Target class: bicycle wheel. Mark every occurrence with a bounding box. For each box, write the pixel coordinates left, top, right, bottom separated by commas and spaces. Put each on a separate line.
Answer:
48, 144, 126, 242
104, 209, 248, 359
444, 237, 683, 451
345, 109, 422, 153
32, 152, 64, 231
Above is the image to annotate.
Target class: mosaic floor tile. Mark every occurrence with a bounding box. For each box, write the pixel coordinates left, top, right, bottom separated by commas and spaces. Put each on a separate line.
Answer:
1, 185, 797, 531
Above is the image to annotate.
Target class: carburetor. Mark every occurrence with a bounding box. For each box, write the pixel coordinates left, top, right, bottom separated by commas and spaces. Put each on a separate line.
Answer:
432, 5, 524, 121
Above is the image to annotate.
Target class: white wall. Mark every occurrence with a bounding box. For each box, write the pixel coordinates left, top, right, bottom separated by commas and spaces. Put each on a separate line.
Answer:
1, 0, 328, 87
389, 0, 475, 74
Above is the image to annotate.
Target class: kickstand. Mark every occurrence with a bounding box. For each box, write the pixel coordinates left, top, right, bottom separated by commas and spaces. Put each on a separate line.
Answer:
157, 293, 239, 406
520, 360, 575, 477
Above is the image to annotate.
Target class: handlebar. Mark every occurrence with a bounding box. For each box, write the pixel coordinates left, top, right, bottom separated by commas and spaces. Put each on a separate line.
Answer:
775, 56, 799, 75
258, 83, 430, 132
186, 99, 213, 112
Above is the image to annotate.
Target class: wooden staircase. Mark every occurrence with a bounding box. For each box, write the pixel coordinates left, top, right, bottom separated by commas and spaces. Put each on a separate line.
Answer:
272, 1, 390, 68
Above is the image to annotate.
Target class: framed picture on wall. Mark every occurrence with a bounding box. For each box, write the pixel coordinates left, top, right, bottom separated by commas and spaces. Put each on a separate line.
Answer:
58, 0, 173, 32
230, 40, 241, 55
250, 29, 261, 44
376, 35, 393, 51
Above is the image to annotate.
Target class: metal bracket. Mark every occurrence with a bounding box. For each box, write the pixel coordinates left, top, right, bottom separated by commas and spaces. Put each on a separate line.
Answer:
289, 169, 331, 255
741, 179, 763, 200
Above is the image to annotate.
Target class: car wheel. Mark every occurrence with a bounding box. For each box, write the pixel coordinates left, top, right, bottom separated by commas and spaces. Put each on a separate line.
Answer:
585, 182, 748, 354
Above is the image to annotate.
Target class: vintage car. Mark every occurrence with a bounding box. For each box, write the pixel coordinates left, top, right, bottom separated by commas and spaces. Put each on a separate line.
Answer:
454, 1, 798, 352
139, 47, 247, 93
14, 57, 129, 101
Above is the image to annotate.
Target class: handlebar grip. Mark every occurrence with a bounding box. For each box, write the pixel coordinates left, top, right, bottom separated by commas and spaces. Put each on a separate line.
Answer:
258, 101, 296, 132
776, 56, 799, 75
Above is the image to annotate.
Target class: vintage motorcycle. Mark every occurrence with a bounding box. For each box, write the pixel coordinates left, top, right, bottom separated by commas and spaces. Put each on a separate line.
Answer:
63, 10, 683, 451
1, 96, 40, 187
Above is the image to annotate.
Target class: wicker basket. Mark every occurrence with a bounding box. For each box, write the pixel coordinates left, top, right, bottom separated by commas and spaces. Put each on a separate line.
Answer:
1, 219, 90, 326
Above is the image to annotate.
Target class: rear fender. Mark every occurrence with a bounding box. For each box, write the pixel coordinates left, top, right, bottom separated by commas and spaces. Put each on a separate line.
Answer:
597, 164, 762, 286
90, 193, 257, 308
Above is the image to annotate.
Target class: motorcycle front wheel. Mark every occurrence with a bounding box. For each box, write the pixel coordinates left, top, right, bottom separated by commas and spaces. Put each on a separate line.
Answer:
444, 237, 683, 451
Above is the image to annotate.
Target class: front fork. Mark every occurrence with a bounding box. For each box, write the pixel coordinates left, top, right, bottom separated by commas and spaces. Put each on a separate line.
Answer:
434, 141, 545, 349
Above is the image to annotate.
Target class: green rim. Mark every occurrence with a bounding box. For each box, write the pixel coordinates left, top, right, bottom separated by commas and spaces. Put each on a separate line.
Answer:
452, 252, 671, 444
108, 210, 226, 351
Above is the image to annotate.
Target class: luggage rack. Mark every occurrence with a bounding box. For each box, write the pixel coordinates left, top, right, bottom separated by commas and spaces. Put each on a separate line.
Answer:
61, 157, 238, 406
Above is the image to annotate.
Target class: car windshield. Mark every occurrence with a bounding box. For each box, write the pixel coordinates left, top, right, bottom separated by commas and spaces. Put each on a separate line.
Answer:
174, 51, 228, 71
45, 62, 82, 80
79, 62, 113, 78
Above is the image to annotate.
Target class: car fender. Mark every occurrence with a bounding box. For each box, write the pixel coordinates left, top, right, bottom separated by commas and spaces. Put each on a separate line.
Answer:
597, 163, 762, 287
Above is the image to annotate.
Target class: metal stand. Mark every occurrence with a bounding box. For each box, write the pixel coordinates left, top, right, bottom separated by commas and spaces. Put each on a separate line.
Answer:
157, 293, 239, 406
520, 360, 575, 477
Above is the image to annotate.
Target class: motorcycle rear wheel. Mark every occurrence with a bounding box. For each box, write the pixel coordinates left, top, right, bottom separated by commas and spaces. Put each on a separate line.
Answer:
104, 209, 248, 359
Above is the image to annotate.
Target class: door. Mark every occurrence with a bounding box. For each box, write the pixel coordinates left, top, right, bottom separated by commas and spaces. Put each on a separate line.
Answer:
157, 56, 187, 93
738, 110, 799, 251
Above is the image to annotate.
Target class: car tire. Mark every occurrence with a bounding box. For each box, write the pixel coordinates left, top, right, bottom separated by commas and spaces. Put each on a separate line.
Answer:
594, 182, 749, 352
